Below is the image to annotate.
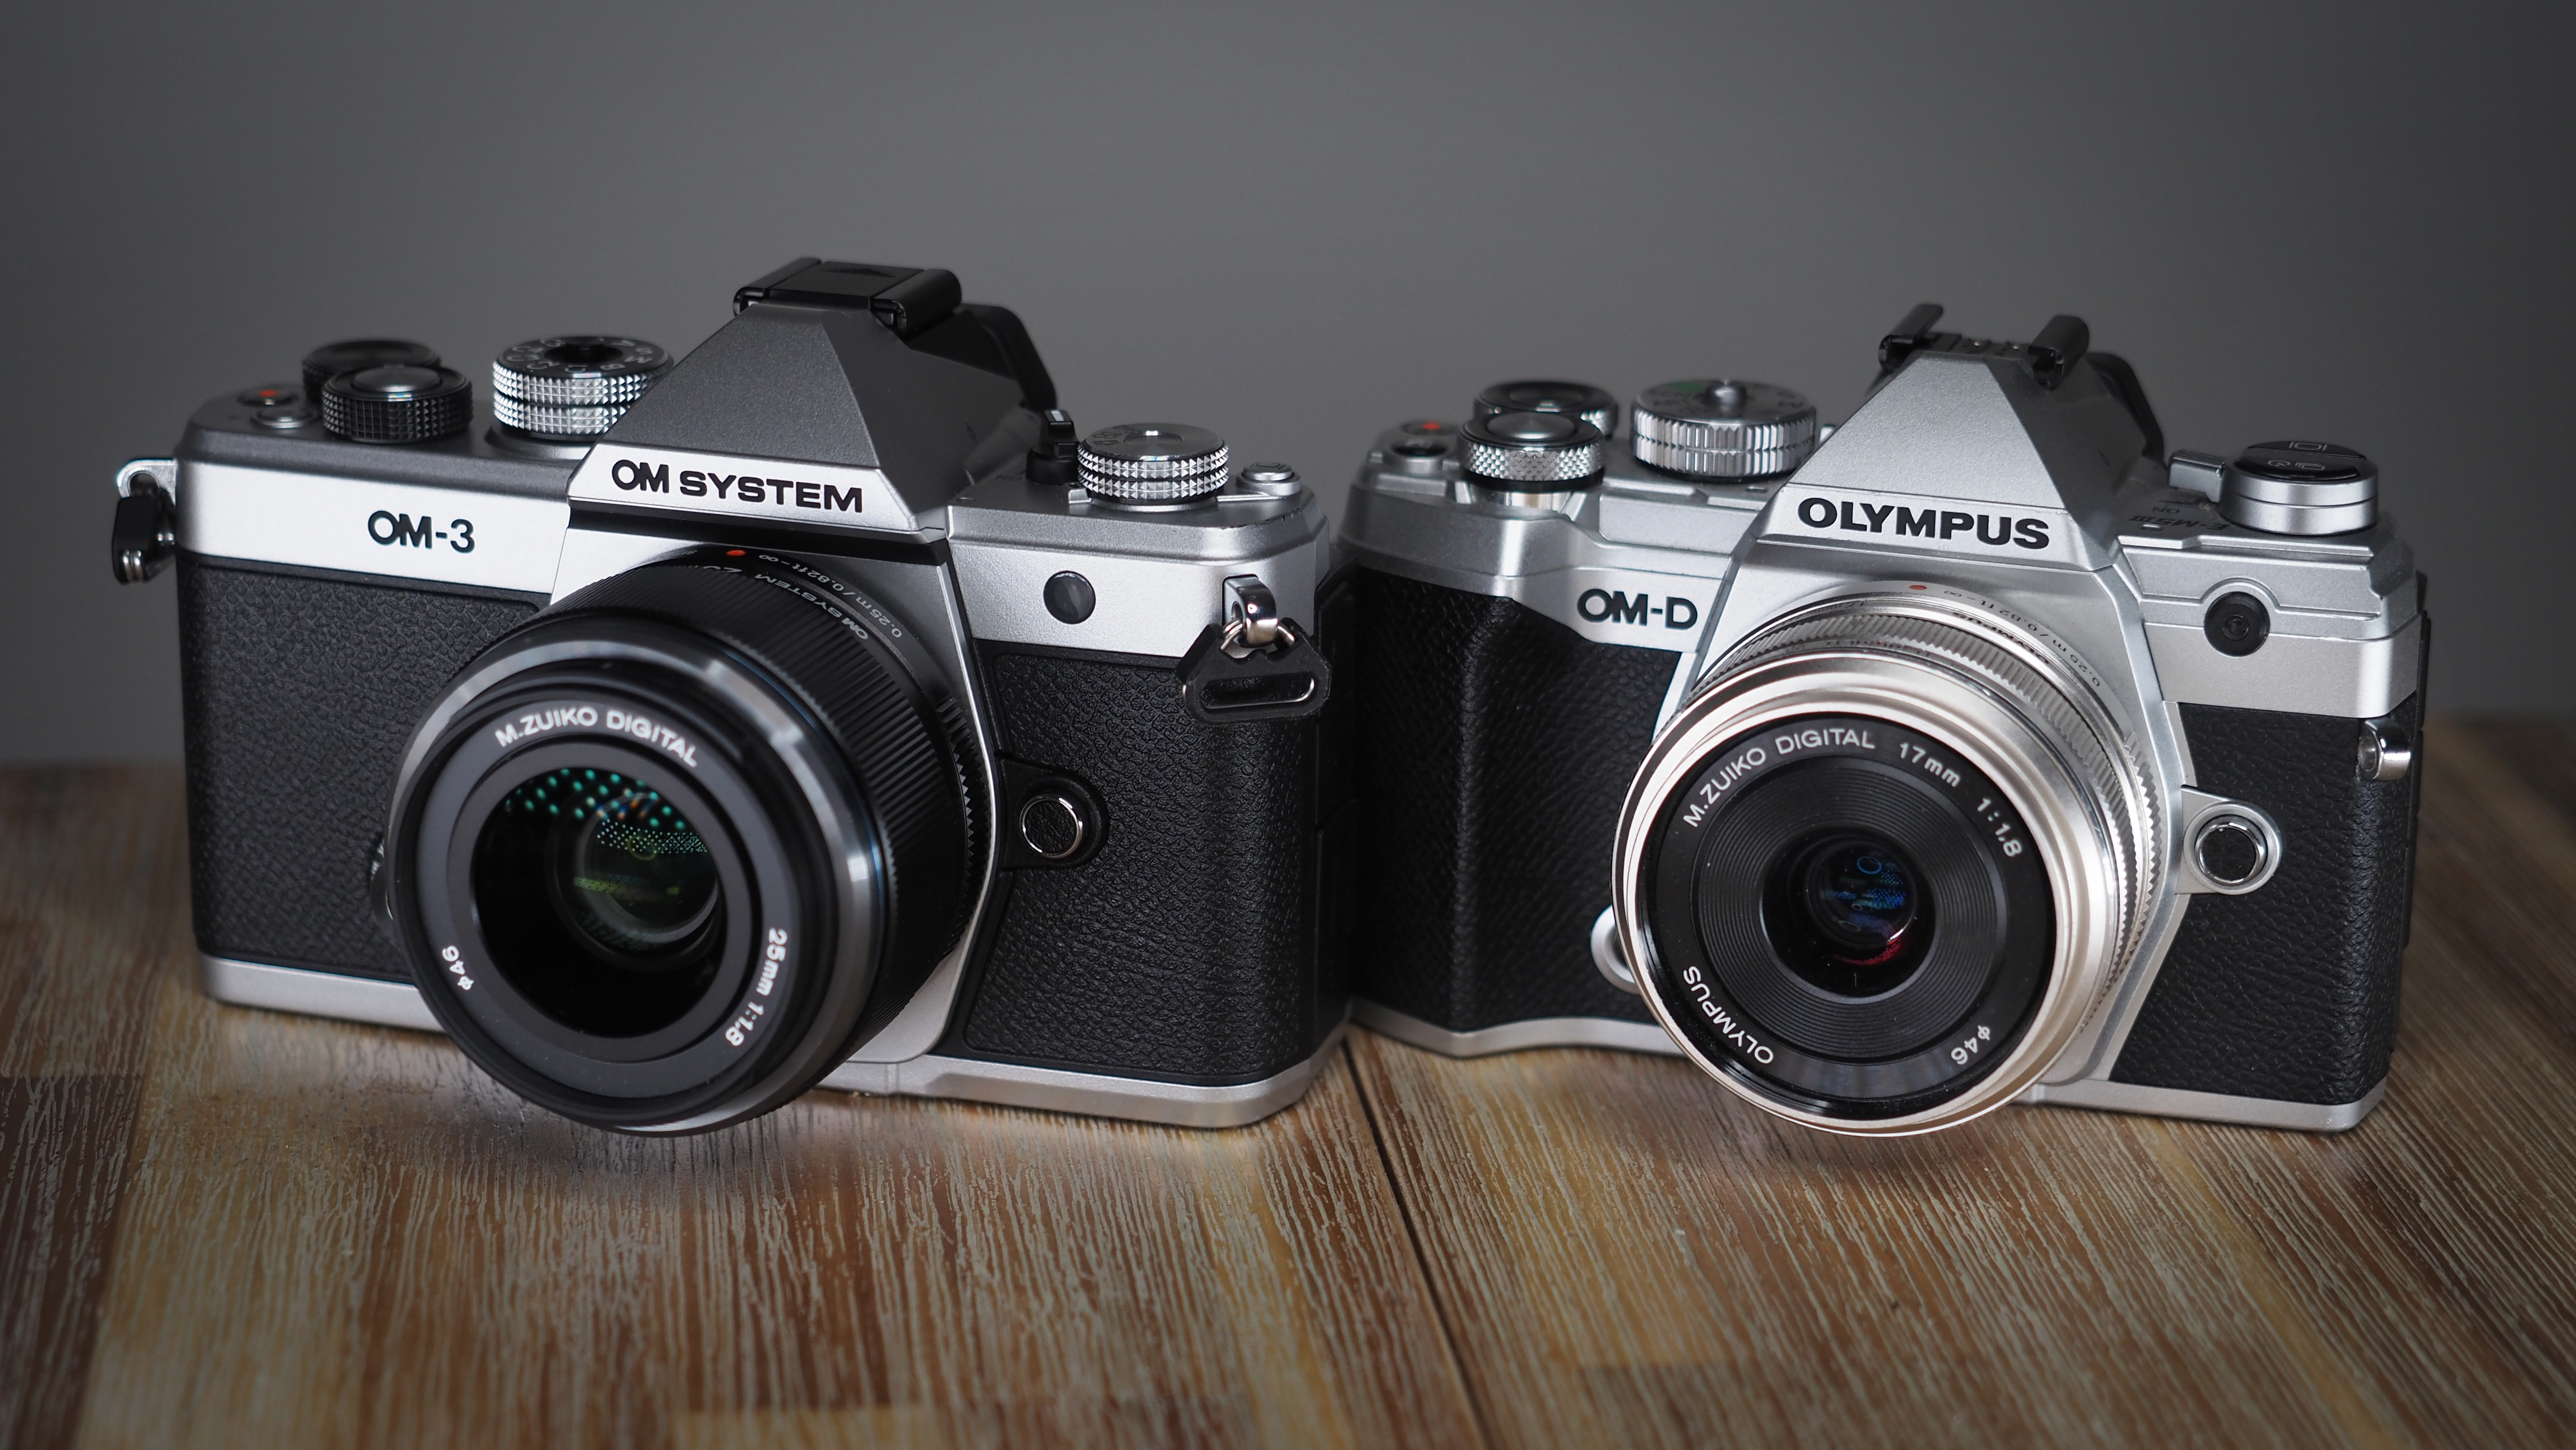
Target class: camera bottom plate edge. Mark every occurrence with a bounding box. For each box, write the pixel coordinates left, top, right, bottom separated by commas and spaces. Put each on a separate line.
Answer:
1353, 997, 2384, 1133
199, 954, 1339, 1130
1352, 998, 1687, 1059
2018, 1075, 2385, 1133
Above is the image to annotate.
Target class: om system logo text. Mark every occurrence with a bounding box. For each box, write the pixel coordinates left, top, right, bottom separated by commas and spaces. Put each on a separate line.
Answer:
609, 457, 862, 515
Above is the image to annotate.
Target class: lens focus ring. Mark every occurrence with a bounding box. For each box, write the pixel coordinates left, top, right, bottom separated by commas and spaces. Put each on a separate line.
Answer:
1713, 598, 2158, 972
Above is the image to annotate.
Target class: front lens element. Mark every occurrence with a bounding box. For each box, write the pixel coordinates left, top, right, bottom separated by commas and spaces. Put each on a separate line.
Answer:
472, 766, 727, 1037
1772, 834, 1928, 995
530, 771, 720, 959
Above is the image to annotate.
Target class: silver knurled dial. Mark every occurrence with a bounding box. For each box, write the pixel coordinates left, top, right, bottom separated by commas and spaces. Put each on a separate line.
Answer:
1077, 423, 1231, 501
489, 336, 673, 437
1631, 378, 1818, 479
1462, 411, 1607, 485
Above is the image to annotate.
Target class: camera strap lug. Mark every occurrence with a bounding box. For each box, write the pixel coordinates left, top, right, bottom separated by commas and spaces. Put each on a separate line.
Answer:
111, 458, 178, 584
1178, 577, 1330, 723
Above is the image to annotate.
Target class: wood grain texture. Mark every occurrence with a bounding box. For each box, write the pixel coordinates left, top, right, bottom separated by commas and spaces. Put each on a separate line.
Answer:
1349, 719, 2576, 1448
0, 769, 1474, 1450
7, 725, 2576, 1447
0, 769, 184, 1450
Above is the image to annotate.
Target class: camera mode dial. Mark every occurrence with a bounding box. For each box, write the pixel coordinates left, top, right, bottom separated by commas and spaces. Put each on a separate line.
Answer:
2221, 441, 2377, 536
491, 337, 673, 439
1461, 410, 1607, 486
1474, 380, 1619, 439
1631, 379, 1819, 480
321, 364, 472, 444
1077, 423, 1230, 502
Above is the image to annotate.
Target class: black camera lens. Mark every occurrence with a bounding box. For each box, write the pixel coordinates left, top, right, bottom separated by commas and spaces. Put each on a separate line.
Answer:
469, 766, 727, 1037
1767, 834, 1929, 996
385, 549, 980, 1133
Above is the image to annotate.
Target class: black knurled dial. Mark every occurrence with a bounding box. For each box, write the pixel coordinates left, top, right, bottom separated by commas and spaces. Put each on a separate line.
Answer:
322, 364, 473, 444
302, 339, 440, 407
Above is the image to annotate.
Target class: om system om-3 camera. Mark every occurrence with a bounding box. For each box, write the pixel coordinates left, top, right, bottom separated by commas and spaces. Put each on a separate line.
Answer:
110, 259, 1349, 1135
1610, 306, 2423, 1134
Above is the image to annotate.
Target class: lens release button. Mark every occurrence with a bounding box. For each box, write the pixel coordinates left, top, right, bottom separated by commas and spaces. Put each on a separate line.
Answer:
2194, 818, 2266, 887
1019, 794, 1087, 861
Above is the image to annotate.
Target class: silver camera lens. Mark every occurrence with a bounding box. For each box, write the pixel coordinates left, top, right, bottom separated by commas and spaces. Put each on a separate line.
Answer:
1611, 587, 2157, 1134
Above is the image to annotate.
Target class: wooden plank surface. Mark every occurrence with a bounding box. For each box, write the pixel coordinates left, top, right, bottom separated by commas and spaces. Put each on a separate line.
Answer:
0, 769, 1476, 1450
1351, 720, 2576, 1448
5, 725, 2575, 1447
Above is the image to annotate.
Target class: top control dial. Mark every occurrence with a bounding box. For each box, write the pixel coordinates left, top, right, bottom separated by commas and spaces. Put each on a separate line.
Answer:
302, 339, 439, 407
320, 364, 472, 444
1461, 410, 1608, 486
2221, 441, 2377, 535
1631, 378, 1818, 480
1077, 423, 1231, 502
490, 336, 673, 438
1474, 380, 1620, 439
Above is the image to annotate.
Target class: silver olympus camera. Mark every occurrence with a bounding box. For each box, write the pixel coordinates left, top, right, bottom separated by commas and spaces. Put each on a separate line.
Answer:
1348, 308, 2425, 1135
110, 259, 1349, 1135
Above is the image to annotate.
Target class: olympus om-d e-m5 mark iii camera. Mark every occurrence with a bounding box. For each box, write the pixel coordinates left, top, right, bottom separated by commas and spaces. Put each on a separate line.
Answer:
1345, 307, 2424, 1133
110, 259, 1349, 1135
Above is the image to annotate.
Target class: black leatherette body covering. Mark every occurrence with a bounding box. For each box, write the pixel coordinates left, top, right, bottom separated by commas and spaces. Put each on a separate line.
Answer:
178, 557, 541, 979
950, 646, 1337, 1082
2111, 690, 2424, 1104
1350, 568, 1676, 1032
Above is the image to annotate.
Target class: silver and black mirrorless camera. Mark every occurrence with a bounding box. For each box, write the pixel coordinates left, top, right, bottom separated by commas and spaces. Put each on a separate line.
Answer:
111, 259, 1351, 1134
1343, 307, 2424, 1133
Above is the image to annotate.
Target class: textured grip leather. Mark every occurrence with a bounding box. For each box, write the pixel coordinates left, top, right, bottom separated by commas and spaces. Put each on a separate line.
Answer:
951, 647, 1332, 1082
1349, 569, 1676, 1032
2111, 692, 2423, 1105
178, 557, 539, 978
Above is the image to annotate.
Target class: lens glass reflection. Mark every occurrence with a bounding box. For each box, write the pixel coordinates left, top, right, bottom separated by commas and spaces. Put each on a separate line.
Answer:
1801, 838, 1918, 965
471, 765, 727, 1037
1762, 832, 1934, 999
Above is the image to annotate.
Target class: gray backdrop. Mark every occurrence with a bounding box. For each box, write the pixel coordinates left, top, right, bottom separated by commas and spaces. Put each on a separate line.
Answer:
4, 1, 2567, 761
